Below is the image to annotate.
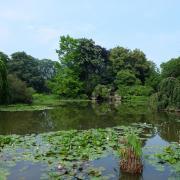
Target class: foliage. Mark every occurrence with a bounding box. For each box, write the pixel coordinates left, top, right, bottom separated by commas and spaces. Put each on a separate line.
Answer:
145, 143, 180, 175
156, 143, 180, 165
161, 57, 180, 80
92, 84, 111, 100
115, 70, 140, 87
155, 77, 180, 110
0, 124, 155, 179
8, 52, 56, 92
120, 132, 143, 174
76, 38, 111, 95
7, 74, 34, 104
32, 93, 60, 106
50, 36, 155, 99
145, 61, 161, 91
48, 66, 83, 98
117, 85, 153, 98
0, 58, 8, 104
0, 136, 13, 147
0, 51, 9, 64
51, 36, 112, 97
1, 37, 179, 103
125, 133, 142, 157
110, 47, 151, 85
150, 57, 180, 111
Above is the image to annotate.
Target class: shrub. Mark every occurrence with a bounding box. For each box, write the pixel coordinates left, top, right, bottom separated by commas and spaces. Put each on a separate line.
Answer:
7, 74, 34, 104
150, 77, 180, 110
117, 85, 153, 97
115, 70, 140, 87
92, 84, 111, 100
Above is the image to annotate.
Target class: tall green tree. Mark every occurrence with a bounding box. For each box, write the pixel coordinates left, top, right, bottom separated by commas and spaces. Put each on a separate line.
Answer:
53, 36, 83, 97
156, 77, 180, 110
0, 58, 8, 104
7, 74, 34, 104
110, 47, 151, 85
76, 38, 111, 95
54, 35, 111, 97
161, 57, 180, 80
8, 52, 56, 92
0, 51, 9, 64
145, 61, 161, 91
48, 65, 83, 98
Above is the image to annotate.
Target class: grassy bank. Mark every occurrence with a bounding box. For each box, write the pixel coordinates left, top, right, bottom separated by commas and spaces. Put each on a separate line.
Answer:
0, 94, 149, 112
0, 93, 91, 112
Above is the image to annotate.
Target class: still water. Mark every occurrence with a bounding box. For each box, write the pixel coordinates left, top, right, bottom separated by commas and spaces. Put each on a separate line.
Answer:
0, 102, 180, 179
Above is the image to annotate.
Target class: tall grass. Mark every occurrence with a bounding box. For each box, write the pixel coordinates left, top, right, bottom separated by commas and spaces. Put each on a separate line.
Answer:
119, 132, 143, 174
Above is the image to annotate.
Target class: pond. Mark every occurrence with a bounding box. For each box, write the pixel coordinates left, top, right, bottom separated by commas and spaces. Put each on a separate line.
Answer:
0, 102, 180, 179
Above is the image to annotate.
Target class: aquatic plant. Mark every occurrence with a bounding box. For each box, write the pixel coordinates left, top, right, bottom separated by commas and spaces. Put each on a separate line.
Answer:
156, 143, 180, 168
0, 136, 13, 148
119, 132, 143, 174
0, 124, 157, 179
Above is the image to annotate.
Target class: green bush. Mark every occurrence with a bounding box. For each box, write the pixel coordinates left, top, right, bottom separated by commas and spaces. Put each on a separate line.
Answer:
150, 77, 180, 110
117, 85, 153, 97
161, 57, 180, 80
115, 70, 140, 87
92, 84, 111, 100
7, 74, 34, 104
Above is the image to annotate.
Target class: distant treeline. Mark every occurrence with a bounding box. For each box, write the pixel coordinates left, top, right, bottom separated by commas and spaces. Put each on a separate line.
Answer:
0, 51, 57, 104
0, 35, 180, 110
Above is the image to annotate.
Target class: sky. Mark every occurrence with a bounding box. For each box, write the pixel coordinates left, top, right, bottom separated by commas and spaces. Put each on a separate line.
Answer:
0, 0, 180, 67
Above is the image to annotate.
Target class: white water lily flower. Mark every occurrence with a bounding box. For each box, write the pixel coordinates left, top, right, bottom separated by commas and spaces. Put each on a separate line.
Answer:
58, 164, 63, 170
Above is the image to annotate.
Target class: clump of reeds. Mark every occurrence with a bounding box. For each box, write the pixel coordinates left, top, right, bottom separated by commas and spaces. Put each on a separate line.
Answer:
119, 133, 143, 174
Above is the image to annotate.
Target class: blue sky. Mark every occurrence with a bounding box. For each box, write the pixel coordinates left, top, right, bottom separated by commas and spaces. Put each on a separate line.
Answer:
0, 0, 180, 66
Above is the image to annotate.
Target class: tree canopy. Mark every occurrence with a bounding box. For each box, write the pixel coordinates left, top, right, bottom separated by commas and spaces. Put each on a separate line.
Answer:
161, 57, 180, 80
49, 35, 156, 99
109, 47, 151, 85
8, 52, 57, 92
52, 35, 111, 97
0, 58, 8, 104
1, 35, 179, 111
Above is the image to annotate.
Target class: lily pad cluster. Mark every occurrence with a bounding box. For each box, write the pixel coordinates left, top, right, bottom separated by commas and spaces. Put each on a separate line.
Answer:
2, 123, 178, 179
0, 125, 150, 179
156, 143, 180, 172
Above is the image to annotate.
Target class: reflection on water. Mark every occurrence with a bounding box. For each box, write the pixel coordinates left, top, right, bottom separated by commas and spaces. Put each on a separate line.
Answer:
0, 102, 179, 143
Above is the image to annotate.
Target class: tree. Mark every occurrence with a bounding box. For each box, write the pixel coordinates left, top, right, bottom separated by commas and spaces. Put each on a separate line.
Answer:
7, 75, 34, 104
161, 57, 180, 80
0, 58, 8, 104
48, 66, 83, 98
8, 52, 56, 92
115, 70, 139, 87
78, 39, 112, 95
145, 61, 161, 91
109, 47, 151, 85
53, 35, 111, 97
92, 84, 111, 100
0, 51, 9, 64
154, 77, 180, 110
